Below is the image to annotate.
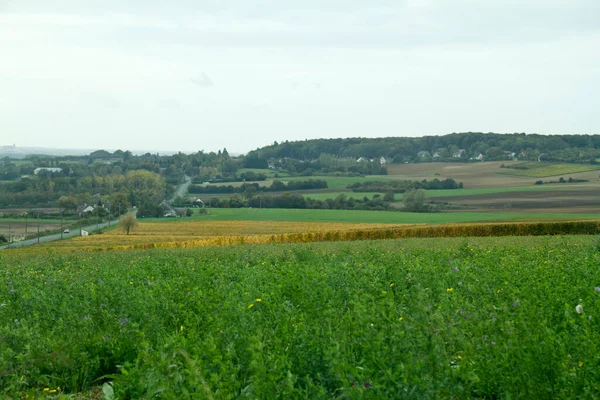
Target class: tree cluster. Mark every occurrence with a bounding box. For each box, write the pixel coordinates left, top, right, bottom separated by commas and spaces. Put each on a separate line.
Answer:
188, 179, 328, 195
247, 132, 600, 164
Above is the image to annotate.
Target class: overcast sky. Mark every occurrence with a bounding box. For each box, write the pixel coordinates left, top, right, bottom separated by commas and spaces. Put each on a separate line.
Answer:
1, 1, 599, 154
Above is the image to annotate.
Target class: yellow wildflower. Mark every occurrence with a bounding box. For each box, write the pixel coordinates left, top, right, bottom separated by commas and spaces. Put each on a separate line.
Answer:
248, 303, 254, 310
579, 361, 583, 367
129, 281, 134, 285
180, 325, 184, 332
256, 298, 262, 302
446, 288, 453, 293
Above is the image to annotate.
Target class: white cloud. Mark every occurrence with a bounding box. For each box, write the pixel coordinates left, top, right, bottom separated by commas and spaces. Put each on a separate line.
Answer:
0, 1, 599, 152
190, 72, 214, 88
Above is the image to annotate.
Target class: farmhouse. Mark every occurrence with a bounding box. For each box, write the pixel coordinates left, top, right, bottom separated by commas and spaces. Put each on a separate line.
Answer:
453, 149, 466, 158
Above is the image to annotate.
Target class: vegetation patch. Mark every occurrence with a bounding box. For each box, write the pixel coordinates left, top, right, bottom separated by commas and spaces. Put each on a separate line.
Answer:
499, 162, 600, 177
1, 237, 600, 398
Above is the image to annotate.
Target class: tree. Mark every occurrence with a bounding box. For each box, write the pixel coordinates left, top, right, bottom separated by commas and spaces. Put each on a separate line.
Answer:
57, 195, 78, 211
119, 214, 138, 235
110, 192, 131, 215
383, 191, 395, 202
243, 185, 257, 201
403, 189, 428, 212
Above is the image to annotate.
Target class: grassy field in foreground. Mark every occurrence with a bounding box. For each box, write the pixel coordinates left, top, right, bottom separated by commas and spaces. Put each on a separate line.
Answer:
1, 236, 600, 398
175, 208, 600, 224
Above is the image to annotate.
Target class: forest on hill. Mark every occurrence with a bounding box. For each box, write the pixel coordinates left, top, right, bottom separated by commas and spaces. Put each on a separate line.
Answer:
247, 132, 600, 164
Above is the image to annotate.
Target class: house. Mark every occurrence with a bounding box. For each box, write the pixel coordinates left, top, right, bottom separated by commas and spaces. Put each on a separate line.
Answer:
82, 206, 95, 214
356, 157, 373, 163
34, 167, 62, 175
453, 149, 466, 158
192, 198, 205, 208
268, 163, 276, 169
379, 157, 388, 164
503, 151, 516, 159
475, 153, 484, 161
159, 201, 178, 217
433, 152, 441, 158
417, 151, 430, 158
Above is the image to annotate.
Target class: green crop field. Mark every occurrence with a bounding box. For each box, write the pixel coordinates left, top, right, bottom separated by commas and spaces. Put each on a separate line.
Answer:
423, 185, 567, 198
2, 235, 600, 398
238, 168, 292, 178
174, 208, 600, 224
497, 162, 600, 178
286, 175, 400, 190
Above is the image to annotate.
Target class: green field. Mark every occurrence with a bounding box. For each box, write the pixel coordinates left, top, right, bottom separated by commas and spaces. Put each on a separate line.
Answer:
423, 185, 567, 198
238, 168, 292, 178
167, 208, 600, 224
286, 175, 402, 190
302, 191, 384, 201
0, 218, 67, 224
498, 162, 600, 178
2, 236, 600, 398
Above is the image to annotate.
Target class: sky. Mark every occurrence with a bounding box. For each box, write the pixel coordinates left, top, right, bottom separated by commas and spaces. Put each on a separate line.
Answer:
1, 0, 599, 154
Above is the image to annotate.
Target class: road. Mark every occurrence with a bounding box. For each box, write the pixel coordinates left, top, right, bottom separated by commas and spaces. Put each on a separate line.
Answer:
0, 218, 120, 250
170, 175, 191, 202
1, 176, 191, 251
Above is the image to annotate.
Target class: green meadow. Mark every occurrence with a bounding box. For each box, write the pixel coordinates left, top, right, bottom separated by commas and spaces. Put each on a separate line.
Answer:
2, 236, 600, 398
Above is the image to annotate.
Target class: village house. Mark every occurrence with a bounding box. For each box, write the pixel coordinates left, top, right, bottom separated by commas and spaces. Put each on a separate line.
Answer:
453, 149, 466, 158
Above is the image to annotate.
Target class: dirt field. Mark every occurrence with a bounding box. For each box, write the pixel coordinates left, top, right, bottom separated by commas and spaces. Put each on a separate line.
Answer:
387, 162, 600, 189
433, 186, 600, 213
0, 222, 62, 241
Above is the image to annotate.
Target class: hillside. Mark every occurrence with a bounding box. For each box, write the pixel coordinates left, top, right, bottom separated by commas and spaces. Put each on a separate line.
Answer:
247, 132, 600, 164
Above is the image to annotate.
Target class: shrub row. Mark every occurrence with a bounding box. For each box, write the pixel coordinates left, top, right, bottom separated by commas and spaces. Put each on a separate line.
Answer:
83, 220, 600, 252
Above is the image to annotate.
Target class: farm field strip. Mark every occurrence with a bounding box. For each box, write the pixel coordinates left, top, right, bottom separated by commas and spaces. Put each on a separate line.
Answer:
497, 162, 600, 177
2, 236, 600, 397
12, 220, 600, 253
181, 208, 600, 224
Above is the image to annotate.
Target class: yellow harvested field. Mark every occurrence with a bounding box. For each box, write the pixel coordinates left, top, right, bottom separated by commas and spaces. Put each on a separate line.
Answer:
20, 220, 406, 252
10, 219, 598, 254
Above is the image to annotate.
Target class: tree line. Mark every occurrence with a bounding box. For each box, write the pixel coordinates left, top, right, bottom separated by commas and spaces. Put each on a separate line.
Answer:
188, 179, 328, 195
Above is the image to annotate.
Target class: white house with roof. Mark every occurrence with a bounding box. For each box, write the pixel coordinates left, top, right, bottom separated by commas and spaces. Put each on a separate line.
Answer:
453, 149, 466, 158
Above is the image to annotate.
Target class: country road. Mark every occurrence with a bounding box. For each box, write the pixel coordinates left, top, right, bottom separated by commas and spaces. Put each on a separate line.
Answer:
1, 177, 191, 251
170, 175, 191, 203
0, 218, 120, 250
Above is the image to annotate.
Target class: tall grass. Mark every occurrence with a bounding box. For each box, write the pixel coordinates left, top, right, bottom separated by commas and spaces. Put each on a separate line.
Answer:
1, 237, 600, 398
